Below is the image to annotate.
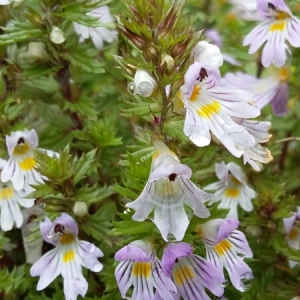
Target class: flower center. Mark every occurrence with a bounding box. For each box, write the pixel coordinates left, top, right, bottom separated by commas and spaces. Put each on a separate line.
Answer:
214, 239, 232, 256
132, 262, 152, 278
277, 67, 289, 82
197, 100, 221, 118
173, 263, 195, 285
0, 185, 14, 200
13, 142, 30, 156
19, 157, 37, 171
269, 21, 286, 32
190, 85, 201, 101
289, 227, 299, 240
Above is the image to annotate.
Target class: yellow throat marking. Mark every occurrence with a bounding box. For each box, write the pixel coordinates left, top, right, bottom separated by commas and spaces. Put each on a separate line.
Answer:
173, 264, 195, 285
62, 250, 75, 263
132, 262, 152, 278
197, 101, 221, 118
214, 239, 232, 256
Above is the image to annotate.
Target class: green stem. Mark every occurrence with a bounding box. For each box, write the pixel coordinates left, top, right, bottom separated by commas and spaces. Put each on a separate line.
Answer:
159, 86, 169, 143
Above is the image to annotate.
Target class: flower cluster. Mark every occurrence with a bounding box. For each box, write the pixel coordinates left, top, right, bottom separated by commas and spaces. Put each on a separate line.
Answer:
114, 218, 253, 299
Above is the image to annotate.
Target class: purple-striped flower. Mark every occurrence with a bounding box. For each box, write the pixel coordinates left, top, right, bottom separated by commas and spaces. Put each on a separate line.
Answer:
0, 159, 34, 231
197, 218, 253, 292
30, 213, 103, 300
1, 129, 44, 192
114, 240, 176, 300
126, 140, 211, 242
243, 0, 300, 67
179, 61, 260, 158
283, 208, 300, 268
204, 162, 256, 219
158, 242, 225, 300
223, 67, 289, 116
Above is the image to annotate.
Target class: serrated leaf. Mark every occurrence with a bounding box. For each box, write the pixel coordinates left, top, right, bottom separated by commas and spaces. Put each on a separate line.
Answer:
163, 119, 189, 142
74, 149, 97, 185
111, 220, 155, 235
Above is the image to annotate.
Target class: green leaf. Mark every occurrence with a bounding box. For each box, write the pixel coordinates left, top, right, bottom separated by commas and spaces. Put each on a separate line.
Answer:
163, 119, 189, 142
73, 149, 97, 185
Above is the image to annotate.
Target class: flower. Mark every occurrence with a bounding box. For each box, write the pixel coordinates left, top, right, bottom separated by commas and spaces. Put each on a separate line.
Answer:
179, 61, 260, 158
0, 158, 34, 231
1, 129, 44, 191
22, 205, 44, 264
204, 162, 256, 219
159, 242, 225, 300
283, 208, 300, 268
0, 0, 20, 5
243, 0, 300, 67
231, 118, 273, 171
191, 40, 223, 68
197, 218, 253, 292
114, 240, 176, 300
223, 67, 289, 116
227, 0, 261, 21
126, 140, 212, 241
73, 6, 118, 50
205, 29, 241, 66
127, 69, 157, 97
30, 213, 103, 300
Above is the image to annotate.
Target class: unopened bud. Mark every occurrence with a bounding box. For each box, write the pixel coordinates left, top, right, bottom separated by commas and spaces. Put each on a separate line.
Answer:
245, 225, 263, 237
73, 201, 89, 218
160, 54, 175, 73
171, 41, 189, 58
127, 69, 157, 97
50, 26, 66, 44
28, 42, 49, 61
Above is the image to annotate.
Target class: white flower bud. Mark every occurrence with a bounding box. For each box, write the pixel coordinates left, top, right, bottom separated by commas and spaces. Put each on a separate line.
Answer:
290, 297, 300, 300
191, 41, 223, 67
127, 69, 157, 97
50, 26, 66, 44
28, 42, 48, 60
73, 201, 89, 218
160, 54, 175, 72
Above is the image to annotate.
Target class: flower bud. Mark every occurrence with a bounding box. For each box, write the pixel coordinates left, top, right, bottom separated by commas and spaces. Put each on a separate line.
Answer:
73, 201, 89, 218
50, 26, 66, 44
191, 41, 223, 67
127, 69, 157, 97
160, 54, 175, 73
28, 42, 49, 61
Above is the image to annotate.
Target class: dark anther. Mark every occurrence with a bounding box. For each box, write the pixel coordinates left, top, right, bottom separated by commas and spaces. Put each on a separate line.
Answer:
54, 224, 65, 235
199, 68, 208, 81
268, 3, 276, 10
169, 173, 177, 181
3, 184, 7, 188
175, 258, 179, 263
17, 137, 25, 144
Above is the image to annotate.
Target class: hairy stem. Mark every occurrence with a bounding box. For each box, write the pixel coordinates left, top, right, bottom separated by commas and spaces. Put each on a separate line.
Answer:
55, 61, 83, 130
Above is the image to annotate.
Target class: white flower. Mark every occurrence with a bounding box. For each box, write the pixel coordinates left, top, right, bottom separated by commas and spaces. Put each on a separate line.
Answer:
1, 129, 44, 191
73, 6, 118, 50
283, 208, 300, 268
227, 0, 261, 21
50, 26, 66, 44
0, 159, 34, 231
126, 140, 212, 241
191, 41, 223, 68
179, 61, 260, 158
31, 213, 104, 300
204, 162, 256, 219
198, 218, 254, 291
127, 69, 157, 97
